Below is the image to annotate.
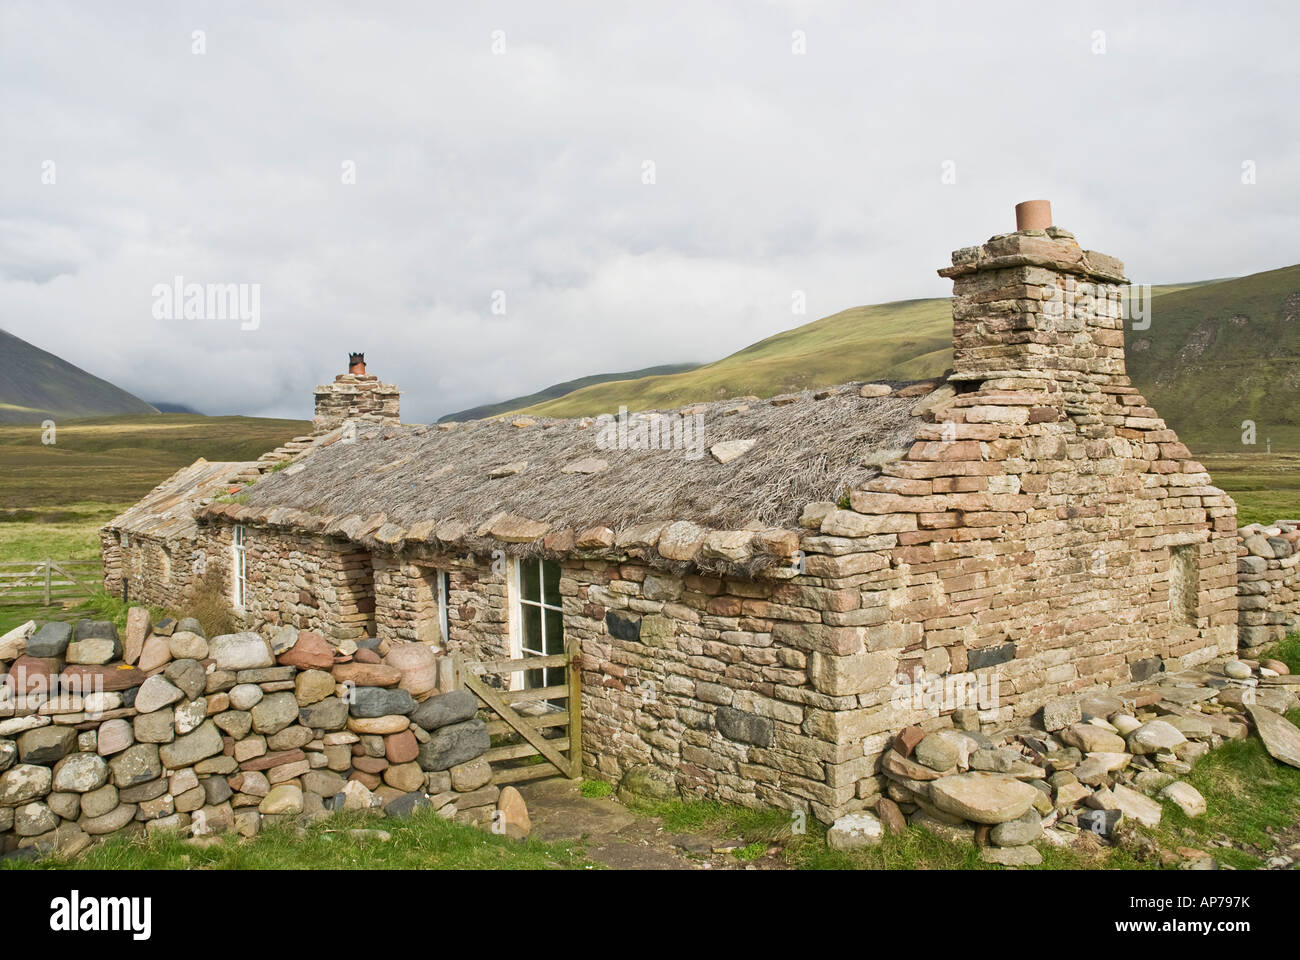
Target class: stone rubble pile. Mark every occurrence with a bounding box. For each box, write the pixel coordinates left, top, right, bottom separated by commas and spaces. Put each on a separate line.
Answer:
0, 613, 530, 858
828, 655, 1299, 865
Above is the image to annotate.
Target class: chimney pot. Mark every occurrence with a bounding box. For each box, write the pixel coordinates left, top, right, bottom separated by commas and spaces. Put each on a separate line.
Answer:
1014, 199, 1052, 232
348, 352, 366, 375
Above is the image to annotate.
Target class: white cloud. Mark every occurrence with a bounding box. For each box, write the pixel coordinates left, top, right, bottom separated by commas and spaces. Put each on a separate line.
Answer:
0, 0, 1296, 421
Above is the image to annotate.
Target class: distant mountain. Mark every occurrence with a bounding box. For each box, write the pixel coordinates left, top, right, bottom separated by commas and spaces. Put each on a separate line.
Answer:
0, 329, 159, 424
437, 363, 701, 422
150, 401, 204, 415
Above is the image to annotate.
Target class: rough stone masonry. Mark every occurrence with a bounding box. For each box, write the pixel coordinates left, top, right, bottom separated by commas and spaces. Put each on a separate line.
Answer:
100, 204, 1250, 825
0, 616, 529, 857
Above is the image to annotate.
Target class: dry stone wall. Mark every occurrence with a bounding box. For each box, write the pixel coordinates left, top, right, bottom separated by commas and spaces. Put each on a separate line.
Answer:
0, 614, 527, 858
1237, 520, 1300, 653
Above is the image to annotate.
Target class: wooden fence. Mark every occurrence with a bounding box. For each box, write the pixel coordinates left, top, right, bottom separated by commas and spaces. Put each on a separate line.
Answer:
457, 637, 582, 786
0, 559, 101, 607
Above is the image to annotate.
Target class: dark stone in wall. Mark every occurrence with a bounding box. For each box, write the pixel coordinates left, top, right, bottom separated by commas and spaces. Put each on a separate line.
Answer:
417, 718, 490, 771
411, 689, 477, 731
715, 705, 774, 748
967, 643, 1016, 671
1130, 657, 1164, 682
605, 611, 642, 642
27, 623, 72, 658
350, 686, 416, 718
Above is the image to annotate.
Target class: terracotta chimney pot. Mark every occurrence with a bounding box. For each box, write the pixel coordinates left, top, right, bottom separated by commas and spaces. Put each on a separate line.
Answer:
348, 352, 367, 376
1014, 200, 1052, 232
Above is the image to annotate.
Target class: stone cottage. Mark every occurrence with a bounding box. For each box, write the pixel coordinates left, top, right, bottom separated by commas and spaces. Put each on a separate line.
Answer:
102, 203, 1241, 822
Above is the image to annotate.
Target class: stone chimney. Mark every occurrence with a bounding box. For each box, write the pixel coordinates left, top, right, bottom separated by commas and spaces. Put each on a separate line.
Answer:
313, 353, 401, 435
938, 201, 1130, 410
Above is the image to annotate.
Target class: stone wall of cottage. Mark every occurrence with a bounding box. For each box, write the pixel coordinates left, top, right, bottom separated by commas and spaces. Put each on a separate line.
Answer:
192, 527, 377, 642
770, 228, 1242, 818
298, 543, 853, 821
100, 532, 201, 611
370, 552, 510, 660
1237, 520, 1300, 653
558, 559, 850, 819
99, 532, 122, 599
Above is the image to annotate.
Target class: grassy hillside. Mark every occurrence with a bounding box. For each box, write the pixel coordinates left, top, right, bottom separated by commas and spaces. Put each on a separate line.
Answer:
516, 283, 1195, 420
518, 271, 1300, 459
1126, 264, 1300, 452
0, 413, 309, 512
0, 329, 159, 424
523, 298, 955, 418
438, 362, 701, 423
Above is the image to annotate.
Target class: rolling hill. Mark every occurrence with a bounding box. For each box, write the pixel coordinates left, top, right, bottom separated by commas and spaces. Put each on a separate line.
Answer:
0, 329, 159, 424
1125, 264, 1300, 452
511, 267, 1300, 454
519, 297, 956, 419
438, 362, 701, 423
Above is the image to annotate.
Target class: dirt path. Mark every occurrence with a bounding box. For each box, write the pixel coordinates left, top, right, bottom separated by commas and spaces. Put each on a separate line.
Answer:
517, 779, 789, 870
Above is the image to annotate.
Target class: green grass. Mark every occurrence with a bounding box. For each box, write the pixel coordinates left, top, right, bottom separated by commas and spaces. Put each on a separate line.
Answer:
0, 500, 123, 560
0, 413, 308, 511
1131, 710, 1300, 869
1200, 453, 1300, 525
1263, 633, 1300, 674
580, 778, 614, 799
3, 808, 593, 871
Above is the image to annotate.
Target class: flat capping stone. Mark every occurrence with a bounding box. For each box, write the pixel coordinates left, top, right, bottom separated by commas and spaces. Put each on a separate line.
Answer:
937, 253, 1128, 284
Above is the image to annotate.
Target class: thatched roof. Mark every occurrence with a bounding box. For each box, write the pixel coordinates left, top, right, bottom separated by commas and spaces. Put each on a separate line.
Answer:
196, 381, 931, 570
104, 458, 262, 540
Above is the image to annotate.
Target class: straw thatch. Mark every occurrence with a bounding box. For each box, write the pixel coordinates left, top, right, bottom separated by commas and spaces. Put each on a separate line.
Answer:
104, 459, 261, 540
200, 383, 925, 554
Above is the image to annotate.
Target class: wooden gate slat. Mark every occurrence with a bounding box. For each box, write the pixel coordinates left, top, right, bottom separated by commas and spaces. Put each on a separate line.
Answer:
462, 672, 573, 773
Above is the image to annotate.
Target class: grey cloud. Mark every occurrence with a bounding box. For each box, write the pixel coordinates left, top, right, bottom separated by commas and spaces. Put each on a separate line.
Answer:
0, 0, 1296, 422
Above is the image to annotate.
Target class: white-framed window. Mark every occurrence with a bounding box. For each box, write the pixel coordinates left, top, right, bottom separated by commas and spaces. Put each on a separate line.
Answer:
436, 570, 450, 648
120, 531, 130, 548
232, 524, 247, 609
508, 557, 564, 693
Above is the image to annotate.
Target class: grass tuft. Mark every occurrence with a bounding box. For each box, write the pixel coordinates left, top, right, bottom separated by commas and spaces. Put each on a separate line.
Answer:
3, 808, 593, 871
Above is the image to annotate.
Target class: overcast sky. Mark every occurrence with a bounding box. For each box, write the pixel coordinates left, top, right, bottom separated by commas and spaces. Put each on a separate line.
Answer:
2, 1, 1296, 423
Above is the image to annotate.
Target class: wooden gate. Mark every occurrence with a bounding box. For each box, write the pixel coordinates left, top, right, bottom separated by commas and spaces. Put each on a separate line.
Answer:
457, 637, 582, 786
0, 559, 101, 607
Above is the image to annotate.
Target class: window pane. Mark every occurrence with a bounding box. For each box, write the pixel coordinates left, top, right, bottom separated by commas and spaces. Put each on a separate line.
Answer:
521, 557, 540, 603
542, 559, 562, 607
543, 607, 564, 656
522, 602, 542, 655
